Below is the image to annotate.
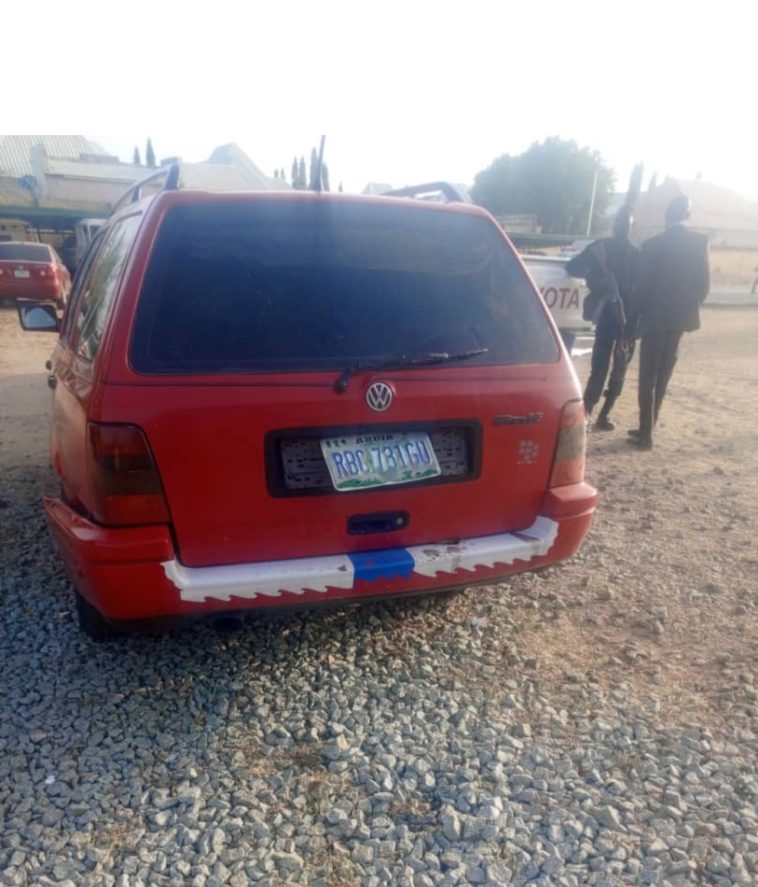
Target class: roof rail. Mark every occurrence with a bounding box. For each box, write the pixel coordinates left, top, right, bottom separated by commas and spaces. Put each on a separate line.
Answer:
383, 181, 470, 204
109, 163, 181, 217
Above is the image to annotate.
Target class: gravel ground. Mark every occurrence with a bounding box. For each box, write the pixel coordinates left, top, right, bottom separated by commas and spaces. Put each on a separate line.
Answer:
1, 306, 757, 886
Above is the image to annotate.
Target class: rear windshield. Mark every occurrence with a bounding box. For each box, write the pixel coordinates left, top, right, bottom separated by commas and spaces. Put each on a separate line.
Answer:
0, 243, 50, 262
131, 201, 558, 374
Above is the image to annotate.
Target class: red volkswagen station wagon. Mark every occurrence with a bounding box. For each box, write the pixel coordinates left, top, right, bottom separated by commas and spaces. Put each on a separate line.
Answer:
19, 168, 596, 638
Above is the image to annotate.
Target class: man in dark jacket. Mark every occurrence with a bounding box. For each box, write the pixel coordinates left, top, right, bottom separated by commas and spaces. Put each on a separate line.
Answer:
629, 195, 710, 449
566, 207, 639, 430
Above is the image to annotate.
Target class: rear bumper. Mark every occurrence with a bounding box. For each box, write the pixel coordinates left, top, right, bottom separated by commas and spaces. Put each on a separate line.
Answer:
44, 482, 597, 623
0, 282, 63, 301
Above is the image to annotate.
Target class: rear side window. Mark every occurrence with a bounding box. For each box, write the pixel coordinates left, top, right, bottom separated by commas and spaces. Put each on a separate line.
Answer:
0, 243, 50, 261
73, 215, 141, 361
131, 201, 558, 374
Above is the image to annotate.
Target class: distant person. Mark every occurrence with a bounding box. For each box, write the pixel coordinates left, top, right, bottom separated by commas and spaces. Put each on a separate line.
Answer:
566, 207, 639, 430
628, 195, 710, 450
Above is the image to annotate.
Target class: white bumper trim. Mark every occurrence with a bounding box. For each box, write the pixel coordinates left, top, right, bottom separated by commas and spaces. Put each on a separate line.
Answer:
163, 516, 559, 604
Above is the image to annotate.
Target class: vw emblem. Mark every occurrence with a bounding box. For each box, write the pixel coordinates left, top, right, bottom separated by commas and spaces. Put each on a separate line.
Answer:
365, 381, 393, 412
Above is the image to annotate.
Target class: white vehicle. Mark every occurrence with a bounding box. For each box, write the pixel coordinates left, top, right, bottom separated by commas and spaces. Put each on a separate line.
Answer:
521, 254, 592, 349
74, 218, 105, 265
558, 239, 593, 258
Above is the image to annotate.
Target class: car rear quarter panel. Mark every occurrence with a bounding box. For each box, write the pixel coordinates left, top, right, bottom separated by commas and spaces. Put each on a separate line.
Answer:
49, 341, 98, 510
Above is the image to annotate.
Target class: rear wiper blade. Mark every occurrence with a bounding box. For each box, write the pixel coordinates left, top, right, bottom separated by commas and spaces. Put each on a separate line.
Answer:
334, 348, 488, 394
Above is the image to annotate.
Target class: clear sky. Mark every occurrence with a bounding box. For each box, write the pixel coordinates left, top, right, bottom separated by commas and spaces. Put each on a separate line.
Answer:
5, 0, 756, 198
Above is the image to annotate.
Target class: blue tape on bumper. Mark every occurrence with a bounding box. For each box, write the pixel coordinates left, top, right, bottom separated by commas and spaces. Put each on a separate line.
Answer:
349, 548, 416, 583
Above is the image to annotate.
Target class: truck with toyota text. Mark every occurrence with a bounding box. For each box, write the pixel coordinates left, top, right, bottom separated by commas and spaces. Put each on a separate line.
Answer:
521, 254, 592, 350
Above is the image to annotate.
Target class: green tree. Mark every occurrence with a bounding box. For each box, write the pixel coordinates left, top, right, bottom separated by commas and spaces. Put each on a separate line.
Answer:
471, 137, 614, 235
289, 152, 334, 189
309, 148, 319, 189
625, 162, 644, 208
132, 146, 141, 165
647, 172, 658, 191
146, 138, 156, 168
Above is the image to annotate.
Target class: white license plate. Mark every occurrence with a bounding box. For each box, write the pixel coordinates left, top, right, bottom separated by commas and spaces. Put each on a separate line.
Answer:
320, 431, 441, 491
14, 269, 30, 279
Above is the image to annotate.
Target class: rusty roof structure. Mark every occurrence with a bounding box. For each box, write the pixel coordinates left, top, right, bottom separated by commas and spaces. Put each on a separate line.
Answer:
0, 135, 106, 177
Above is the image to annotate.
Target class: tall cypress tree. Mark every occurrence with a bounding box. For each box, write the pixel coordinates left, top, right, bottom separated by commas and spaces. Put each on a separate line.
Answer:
146, 138, 156, 168
291, 157, 298, 185
132, 146, 141, 165
625, 162, 644, 208
298, 157, 306, 189
309, 148, 319, 189
322, 162, 330, 192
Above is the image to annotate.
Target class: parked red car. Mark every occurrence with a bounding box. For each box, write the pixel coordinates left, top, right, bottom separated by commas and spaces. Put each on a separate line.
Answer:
0, 241, 72, 308
19, 168, 596, 638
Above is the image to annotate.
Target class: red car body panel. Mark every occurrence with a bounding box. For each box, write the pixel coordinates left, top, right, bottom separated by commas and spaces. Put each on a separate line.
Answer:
92, 367, 574, 567
39, 189, 596, 628
49, 345, 96, 509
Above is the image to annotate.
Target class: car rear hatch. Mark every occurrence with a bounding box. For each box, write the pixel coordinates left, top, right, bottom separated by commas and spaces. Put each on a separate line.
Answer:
104, 197, 571, 568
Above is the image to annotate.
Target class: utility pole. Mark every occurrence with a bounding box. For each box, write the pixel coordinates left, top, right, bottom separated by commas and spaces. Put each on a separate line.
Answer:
585, 167, 599, 237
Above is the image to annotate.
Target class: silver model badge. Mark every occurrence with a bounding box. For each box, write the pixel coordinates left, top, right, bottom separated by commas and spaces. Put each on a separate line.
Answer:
365, 381, 393, 412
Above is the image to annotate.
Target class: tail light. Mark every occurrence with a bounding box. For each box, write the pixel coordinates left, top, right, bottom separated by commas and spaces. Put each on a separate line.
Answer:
87, 423, 170, 526
549, 400, 586, 487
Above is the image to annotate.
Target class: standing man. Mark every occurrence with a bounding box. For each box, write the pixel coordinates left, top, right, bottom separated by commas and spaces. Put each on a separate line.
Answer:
629, 195, 710, 449
566, 207, 639, 431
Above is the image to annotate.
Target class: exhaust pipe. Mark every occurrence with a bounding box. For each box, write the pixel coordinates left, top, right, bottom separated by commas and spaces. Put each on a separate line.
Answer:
211, 615, 243, 634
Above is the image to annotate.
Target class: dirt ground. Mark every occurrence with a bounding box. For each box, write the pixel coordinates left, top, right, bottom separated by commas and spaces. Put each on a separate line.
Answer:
524, 306, 758, 726
1, 305, 756, 726
0, 308, 57, 505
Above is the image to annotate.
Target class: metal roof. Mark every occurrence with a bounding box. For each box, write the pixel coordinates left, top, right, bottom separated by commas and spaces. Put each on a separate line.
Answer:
45, 157, 147, 182
180, 163, 276, 191
206, 143, 284, 190
0, 135, 105, 177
